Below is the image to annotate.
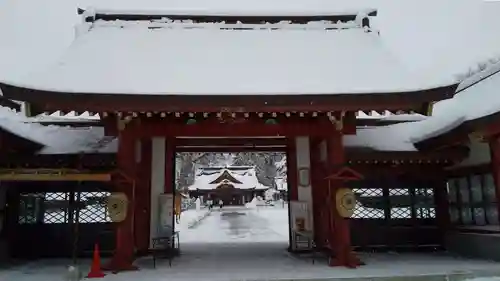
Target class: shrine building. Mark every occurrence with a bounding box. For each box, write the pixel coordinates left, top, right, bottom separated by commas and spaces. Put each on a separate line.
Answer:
187, 166, 269, 205
0, 1, 499, 271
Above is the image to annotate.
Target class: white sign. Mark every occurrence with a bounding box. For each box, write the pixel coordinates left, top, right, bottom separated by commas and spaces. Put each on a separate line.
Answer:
290, 201, 310, 231
158, 193, 174, 235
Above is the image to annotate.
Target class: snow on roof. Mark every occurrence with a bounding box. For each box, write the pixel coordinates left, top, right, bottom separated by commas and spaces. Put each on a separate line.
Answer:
30, 111, 100, 123
344, 125, 417, 152
356, 110, 427, 122
345, 60, 500, 151
0, 106, 116, 154
80, 0, 376, 17
6, 20, 453, 96
188, 166, 268, 191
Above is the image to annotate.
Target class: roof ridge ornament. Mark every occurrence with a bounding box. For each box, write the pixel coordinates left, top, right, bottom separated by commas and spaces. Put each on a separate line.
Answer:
92, 19, 360, 31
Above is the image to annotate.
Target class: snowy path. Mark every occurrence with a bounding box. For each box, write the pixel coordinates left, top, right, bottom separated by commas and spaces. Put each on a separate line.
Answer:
179, 206, 289, 244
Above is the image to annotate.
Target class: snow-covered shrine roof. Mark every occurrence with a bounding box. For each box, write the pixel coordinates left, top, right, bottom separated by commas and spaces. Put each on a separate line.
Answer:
0, 12, 456, 110
3, 60, 499, 155
80, 0, 378, 18
0, 107, 116, 154
188, 166, 268, 191
344, 60, 500, 152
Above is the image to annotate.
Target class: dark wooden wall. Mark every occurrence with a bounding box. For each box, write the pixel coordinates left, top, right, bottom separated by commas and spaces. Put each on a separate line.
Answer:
348, 176, 441, 251
5, 181, 116, 259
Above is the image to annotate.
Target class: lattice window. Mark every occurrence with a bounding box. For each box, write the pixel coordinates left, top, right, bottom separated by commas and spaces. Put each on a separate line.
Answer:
486, 205, 498, 225
414, 188, 436, 219
76, 192, 111, 223
352, 188, 385, 219
43, 192, 69, 224
450, 206, 459, 223
389, 188, 411, 219
18, 193, 44, 224
473, 208, 487, 225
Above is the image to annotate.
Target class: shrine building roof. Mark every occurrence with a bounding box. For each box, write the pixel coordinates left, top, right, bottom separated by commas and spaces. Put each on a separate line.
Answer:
0, 8, 457, 113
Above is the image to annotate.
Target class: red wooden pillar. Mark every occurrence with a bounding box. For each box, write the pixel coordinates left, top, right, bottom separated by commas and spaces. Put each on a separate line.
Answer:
134, 139, 152, 255
286, 138, 297, 251
326, 134, 360, 268
106, 127, 138, 272
489, 135, 500, 224
165, 138, 175, 194
309, 138, 322, 247
287, 138, 298, 201
164, 138, 175, 231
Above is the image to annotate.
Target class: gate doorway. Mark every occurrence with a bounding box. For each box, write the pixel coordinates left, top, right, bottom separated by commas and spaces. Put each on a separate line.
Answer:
174, 150, 289, 247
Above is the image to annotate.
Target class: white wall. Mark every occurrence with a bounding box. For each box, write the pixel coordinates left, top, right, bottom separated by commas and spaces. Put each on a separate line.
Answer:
293, 137, 314, 233
150, 137, 166, 246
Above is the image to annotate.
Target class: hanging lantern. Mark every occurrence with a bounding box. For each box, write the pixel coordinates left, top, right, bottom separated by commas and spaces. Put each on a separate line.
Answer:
265, 118, 278, 125
186, 118, 197, 125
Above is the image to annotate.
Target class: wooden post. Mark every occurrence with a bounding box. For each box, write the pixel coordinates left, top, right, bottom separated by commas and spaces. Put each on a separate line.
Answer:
106, 127, 138, 272
309, 138, 322, 247
489, 135, 500, 225
433, 177, 451, 242
326, 134, 361, 268
165, 138, 175, 233
286, 138, 297, 251
165, 139, 175, 194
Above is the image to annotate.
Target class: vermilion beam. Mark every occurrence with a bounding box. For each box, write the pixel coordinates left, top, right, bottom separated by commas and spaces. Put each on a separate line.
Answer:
132, 122, 336, 137
174, 137, 288, 147
175, 147, 287, 152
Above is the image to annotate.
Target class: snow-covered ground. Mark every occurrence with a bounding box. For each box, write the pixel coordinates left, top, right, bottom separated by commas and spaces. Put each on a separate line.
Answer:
3, 204, 500, 281
178, 205, 289, 244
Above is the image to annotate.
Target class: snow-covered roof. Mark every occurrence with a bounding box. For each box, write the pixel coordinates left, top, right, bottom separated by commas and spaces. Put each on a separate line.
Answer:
80, 0, 377, 17
1, 19, 453, 97
30, 111, 100, 123
188, 166, 268, 191
344, 60, 500, 152
0, 106, 116, 154
356, 111, 427, 122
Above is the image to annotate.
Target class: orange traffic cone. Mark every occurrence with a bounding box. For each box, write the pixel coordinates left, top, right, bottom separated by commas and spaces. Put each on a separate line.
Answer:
87, 243, 106, 278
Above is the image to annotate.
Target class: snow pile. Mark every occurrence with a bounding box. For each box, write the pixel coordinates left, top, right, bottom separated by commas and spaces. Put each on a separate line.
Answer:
245, 196, 268, 208
245, 197, 261, 209
186, 209, 212, 229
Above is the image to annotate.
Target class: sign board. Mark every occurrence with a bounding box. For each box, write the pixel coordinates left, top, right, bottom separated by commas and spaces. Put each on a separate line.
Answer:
290, 200, 312, 251
290, 201, 310, 231
158, 193, 174, 235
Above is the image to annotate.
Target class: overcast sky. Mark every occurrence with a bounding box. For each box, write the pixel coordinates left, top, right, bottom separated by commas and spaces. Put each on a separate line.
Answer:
0, 0, 499, 82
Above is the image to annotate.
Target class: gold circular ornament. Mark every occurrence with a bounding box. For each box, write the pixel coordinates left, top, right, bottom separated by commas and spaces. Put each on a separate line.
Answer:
107, 193, 128, 223
336, 188, 356, 218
